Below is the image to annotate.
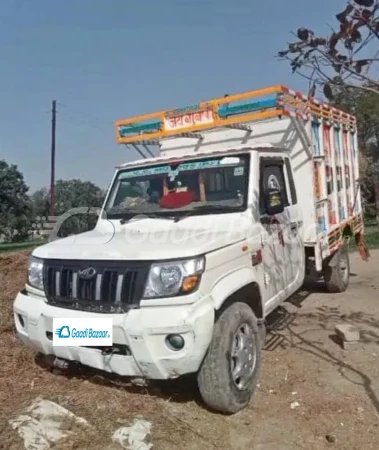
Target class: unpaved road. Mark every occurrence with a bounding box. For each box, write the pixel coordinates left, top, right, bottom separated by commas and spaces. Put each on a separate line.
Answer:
1, 250, 379, 450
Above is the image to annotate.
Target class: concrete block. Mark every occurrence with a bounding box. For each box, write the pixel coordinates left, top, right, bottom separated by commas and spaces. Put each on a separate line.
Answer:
342, 340, 358, 350
335, 324, 360, 342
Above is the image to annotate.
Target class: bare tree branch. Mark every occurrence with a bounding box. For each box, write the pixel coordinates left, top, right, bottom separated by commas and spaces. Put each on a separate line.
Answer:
277, 0, 379, 99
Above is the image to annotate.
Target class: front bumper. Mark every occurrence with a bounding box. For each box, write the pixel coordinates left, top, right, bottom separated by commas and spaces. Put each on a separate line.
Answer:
13, 290, 215, 379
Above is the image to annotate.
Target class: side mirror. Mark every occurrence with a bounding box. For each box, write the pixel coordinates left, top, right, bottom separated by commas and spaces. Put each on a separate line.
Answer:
263, 188, 285, 216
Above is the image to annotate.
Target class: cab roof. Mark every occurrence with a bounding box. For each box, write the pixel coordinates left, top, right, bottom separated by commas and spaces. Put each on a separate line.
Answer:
116, 143, 277, 169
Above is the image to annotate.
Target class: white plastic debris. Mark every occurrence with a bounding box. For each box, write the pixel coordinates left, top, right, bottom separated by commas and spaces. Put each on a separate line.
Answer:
112, 418, 153, 450
9, 397, 89, 450
290, 401, 300, 410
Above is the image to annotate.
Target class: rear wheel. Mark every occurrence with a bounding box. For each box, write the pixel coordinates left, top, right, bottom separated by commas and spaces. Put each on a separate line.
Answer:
323, 244, 350, 293
197, 302, 261, 414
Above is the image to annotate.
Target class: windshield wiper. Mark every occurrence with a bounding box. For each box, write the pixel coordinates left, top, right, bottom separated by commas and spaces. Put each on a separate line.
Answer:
119, 212, 174, 225
115, 205, 238, 224
173, 205, 239, 223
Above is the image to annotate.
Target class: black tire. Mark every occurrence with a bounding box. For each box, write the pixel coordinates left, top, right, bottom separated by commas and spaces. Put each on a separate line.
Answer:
324, 244, 350, 293
197, 302, 261, 414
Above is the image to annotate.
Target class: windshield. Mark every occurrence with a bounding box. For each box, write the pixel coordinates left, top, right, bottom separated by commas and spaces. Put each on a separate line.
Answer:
104, 153, 250, 219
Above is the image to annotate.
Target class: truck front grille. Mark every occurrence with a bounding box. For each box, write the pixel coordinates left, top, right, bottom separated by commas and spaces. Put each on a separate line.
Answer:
43, 259, 151, 313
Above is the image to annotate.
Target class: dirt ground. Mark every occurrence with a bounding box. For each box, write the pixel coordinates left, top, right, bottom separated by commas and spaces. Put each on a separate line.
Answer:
1, 250, 379, 450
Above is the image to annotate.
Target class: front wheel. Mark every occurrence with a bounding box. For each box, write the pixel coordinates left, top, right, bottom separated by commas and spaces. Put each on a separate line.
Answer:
197, 302, 261, 414
323, 243, 350, 293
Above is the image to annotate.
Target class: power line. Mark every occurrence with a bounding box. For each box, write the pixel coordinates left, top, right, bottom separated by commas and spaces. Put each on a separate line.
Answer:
57, 111, 109, 134
57, 102, 113, 127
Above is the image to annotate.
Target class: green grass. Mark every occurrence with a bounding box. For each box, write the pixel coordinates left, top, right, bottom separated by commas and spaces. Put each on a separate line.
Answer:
348, 224, 379, 251
0, 239, 46, 254
364, 227, 379, 248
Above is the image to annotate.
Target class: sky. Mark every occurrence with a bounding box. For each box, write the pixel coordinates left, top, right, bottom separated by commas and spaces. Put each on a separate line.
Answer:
0, 0, 348, 192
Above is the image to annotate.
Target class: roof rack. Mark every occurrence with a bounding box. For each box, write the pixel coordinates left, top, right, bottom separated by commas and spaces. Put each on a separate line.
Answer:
115, 85, 356, 146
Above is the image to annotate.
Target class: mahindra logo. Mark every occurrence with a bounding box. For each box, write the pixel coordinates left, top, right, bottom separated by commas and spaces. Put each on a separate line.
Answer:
78, 267, 96, 280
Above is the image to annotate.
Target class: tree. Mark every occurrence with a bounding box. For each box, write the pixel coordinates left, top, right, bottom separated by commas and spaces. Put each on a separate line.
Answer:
277, 0, 379, 99
0, 160, 31, 242
54, 179, 105, 213
31, 187, 50, 219
30, 179, 106, 238
54, 179, 106, 238
332, 86, 379, 150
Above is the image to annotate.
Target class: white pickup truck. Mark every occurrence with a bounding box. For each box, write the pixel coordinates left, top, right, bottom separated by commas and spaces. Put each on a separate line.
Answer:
14, 85, 369, 413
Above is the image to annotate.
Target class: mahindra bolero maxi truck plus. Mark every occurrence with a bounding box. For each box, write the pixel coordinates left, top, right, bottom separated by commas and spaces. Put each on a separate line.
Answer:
13, 85, 369, 413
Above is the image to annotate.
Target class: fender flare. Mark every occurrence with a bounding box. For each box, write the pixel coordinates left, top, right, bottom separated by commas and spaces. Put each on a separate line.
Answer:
325, 242, 349, 268
210, 267, 263, 315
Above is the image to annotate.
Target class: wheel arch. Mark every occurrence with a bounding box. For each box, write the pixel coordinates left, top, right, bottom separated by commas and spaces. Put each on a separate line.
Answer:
211, 268, 264, 320
324, 240, 349, 268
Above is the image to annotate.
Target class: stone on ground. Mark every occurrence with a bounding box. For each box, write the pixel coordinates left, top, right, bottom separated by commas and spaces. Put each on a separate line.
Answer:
335, 324, 360, 342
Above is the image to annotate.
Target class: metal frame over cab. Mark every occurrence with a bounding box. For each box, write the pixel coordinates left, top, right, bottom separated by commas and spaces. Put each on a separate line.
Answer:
115, 84, 369, 268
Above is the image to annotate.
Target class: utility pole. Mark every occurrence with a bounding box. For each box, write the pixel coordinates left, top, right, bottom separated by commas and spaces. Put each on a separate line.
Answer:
50, 100, 56, 217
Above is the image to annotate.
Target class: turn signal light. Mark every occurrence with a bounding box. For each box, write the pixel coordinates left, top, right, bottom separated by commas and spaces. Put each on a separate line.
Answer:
181, 275, 199, 292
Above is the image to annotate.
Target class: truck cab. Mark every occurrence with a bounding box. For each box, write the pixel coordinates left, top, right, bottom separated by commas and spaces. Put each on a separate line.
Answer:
14, 85, 367, 414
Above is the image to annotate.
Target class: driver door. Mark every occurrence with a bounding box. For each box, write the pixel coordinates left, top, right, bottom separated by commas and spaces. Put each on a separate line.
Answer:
259, 156, 292, 314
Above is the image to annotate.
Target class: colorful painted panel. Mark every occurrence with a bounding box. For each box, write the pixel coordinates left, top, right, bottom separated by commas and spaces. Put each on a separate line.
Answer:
312, 123, 321, 156
323, 126, 331, 157
316, 204, 327, 233
314, 162, 321, 198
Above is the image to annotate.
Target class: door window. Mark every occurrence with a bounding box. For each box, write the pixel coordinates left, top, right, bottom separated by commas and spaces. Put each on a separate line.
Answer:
259, 158, 289, 215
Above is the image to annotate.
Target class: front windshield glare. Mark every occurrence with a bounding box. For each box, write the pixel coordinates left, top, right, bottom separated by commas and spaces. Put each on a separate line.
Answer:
105, 154, 249, 219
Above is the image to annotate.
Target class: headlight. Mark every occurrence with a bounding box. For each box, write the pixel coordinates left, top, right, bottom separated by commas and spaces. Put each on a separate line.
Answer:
28, 256, 44, 290
143, 256, 205, 299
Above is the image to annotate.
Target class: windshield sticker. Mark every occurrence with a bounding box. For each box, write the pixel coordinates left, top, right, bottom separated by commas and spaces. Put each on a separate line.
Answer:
220, 156, 240, 165
118, 158, 242, 180
119, 165, 168, 179
234, 167, 244, 176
